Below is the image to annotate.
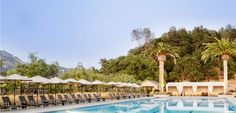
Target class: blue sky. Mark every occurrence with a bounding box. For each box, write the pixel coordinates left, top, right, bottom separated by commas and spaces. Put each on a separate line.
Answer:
1, 0, 236, 68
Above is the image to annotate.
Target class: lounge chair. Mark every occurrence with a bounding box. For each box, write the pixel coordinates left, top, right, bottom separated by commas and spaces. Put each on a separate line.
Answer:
27, 95, 38, 107
97, 94, 105, 101
48, 95, 57, 105
109, 93, 114, 100
132, 93, 137, 98
83, 94, 92, 102
120, 93, 126, 99
1, 96, 15, 110
136, 93, 140, 98
202, 92, 208, 96
77, 94, 86, 103
63, 95, 71, 104
124, 93, 131, 99
40, 95, 49, 107
91, 94, 100, 102
70, 94, 80, 104
112, 93, 120, 100
18, 96, 28, 109
57, 95, 67, 105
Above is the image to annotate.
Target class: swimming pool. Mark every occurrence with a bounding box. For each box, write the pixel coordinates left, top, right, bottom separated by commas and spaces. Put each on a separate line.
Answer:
46, 97, 236, 113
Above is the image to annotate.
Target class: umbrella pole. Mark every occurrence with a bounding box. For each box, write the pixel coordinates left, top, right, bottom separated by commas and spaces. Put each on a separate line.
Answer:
37, 84, 39, 106
70, 84, 72, 96
0, 83, 1, 95
43, 84, 45, 95
82, 85, 84, 94
20, 83, 22, 96
55, 84, 56, 102
13, 81, 16, 106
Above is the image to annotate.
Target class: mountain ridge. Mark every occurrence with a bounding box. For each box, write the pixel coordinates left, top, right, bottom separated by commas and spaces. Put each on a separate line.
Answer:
0, 50, 70, 74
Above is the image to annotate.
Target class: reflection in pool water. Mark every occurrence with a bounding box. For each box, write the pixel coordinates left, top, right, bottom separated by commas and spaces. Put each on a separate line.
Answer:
46, 98, 236, 113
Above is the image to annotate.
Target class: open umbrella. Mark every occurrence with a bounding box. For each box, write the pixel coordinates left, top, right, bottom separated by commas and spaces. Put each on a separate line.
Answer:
64, 78, 78, 98
0, 75, 6, 95
91, 80, 105, 93
106, 81, 119, 92
4, 74, 31, 107
78, 79, 91, 85
49, 77, 67, 101
117, 83, 131, 92
78, 79, 91, 93
131, 83, 141, 88
106, 81, 118, 85
141, 80, 158, 95
29, 75, 50, 106
0, 75, 5, 81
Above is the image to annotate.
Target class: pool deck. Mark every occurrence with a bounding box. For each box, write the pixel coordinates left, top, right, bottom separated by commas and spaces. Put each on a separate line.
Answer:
1, 97, 152, 113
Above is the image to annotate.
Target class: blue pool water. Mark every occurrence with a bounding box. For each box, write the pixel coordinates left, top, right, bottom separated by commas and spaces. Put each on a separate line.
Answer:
46, 98, 236, 113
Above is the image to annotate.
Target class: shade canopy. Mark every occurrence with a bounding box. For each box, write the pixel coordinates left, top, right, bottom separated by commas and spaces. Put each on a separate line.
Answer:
116, 82, 123, 85
29, 75, 50, 83
106, 81, 118, 85
117, 82, 129, 87
131, 83, 141, 88
0, 75, 5, 81
91, 80, 105, 85
78, 79, 91, 85
141, 80, 158, 88
64, 78, 78, 83
49, 77, 67, 84
4, 74, 31, 81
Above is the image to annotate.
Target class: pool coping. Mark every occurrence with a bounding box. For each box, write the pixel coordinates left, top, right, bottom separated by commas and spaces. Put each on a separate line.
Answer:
1, 96, 236, 113
1, 97, 152, 113
227, 97, 236, 106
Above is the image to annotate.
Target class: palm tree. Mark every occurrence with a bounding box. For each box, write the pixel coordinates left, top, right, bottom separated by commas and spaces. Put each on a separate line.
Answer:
156, 42, 180, 93
201, 37, 236, 94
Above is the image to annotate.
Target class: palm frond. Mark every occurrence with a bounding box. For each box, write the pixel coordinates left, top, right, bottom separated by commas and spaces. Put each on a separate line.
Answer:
201, 37, 236, 62
156, 42, 180, 63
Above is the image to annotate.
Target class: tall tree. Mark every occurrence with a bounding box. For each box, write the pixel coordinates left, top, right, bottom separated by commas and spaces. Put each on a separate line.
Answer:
0, 59, 5, 72
131, 28, 155, 45
201, 37, 236, 94
156, 42, 179, 93
14, 53, 59, 78
0, 59, 4, 67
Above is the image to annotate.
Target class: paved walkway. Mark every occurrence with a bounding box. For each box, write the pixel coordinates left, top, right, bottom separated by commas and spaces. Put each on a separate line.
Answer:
1, 97, 152, 113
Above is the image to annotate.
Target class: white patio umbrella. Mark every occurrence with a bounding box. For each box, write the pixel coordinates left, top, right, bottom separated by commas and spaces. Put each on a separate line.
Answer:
106, 81, 118, 85
141, 80, 158, 95
4, 74, 31, 106
91, 80, 105, 85
64, 78, 78, 96
141, 80, 158, 88
29, 75, 50, 105
106, 81, 118, 92
64, 78, 78, 83
116, 82, 123, 85
0, 75, 5, 81
78, 79, 92, 93
118, 82, 130, 87
78, 79, 91, 85
49, 77, 68, 101
49, 77, 67, 84
30, 75, 50, 83
132, 83, 141, 88
91, 80, 105, 93
0, 75, 6, 95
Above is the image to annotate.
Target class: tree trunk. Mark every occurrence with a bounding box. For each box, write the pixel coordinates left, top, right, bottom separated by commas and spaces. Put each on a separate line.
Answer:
221, 54, 229, 94
159, 60, 164, 93
158, 55, 166, 93
223, 59, 228, 94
